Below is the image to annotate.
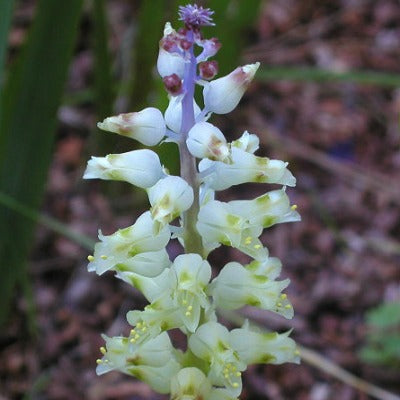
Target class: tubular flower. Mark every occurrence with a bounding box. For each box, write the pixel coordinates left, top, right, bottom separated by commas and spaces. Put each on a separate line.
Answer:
97, 107, 166, 146
83, 149, 164, 188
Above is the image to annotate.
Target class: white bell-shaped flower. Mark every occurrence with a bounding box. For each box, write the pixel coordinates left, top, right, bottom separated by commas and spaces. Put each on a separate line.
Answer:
83, 149, 164, 188
164, 95, 201, 133
170, 254, 212, 332
229, 325, 300, 366
203, 62, 260, 114
188, 322, 246, 396
199, 147, 296, 191
87, 211, 170, 276
186, 121, 231, 162
126, 295, 182, 345
197, 200, 246, 248
210, 261, 293, 318
231, 130, 259, 153
157, 23, 186, 79
196, 200, 268, 260
97, 107, 166, 146
96, 332, 181, 394
228, 188, 301, 229
148, 176, 194, 228
171, 367, 239, 400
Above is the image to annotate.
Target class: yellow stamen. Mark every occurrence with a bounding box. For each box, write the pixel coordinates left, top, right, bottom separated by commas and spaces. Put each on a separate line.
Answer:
285, 304, 292, 309
87, 255, 94, 261
100, 346, 106, 355
100, 255, 108, 260
280, 294, 287, 300
96, 359, 103, 364
291, 204, 298, 210
254, 244, 261, 249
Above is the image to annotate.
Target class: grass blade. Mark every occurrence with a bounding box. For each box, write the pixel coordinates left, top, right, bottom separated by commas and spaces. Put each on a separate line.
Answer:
0, 0, 84, 325
257, 66, 400, 87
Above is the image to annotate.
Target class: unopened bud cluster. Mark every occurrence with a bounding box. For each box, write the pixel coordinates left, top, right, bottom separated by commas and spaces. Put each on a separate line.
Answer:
84, 4, 300, 399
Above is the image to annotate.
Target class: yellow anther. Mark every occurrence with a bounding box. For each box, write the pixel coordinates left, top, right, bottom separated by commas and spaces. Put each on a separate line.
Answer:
187, 305, 193, 311
236, 372, 241, 377
233, 383, 239, 388
244, 236, 252, 244
100, 346, 106, 355
141, 326, 147, 332
130, 338, 136, 343
185, 311, 191, 316
136, 322, 142, 328
280, 294, 287, 300
291, 204, 298, 210
285, 304, 292, 309
254, 244, 262, 249
87, 255, 94, 261
96, 359, 103, 364
100, 255, 108, 260
135, 334, 140, 339
130, 329, 136, 335
277, 302, 282, 307
224, 373, 229, 379
182, 299, 188, 305
295, 349, 301, 356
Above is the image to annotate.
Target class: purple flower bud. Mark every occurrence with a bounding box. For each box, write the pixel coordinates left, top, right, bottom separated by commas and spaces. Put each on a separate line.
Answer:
178, 4, 214, 30
199, 61, 218, 80
163, 74, 183, 96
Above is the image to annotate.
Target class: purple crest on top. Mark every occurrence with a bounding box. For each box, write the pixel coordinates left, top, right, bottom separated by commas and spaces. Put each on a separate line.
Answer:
178, 4, 215, 28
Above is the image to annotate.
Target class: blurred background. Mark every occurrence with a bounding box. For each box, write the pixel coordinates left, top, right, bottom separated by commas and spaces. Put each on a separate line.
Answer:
0, 0, 399, 399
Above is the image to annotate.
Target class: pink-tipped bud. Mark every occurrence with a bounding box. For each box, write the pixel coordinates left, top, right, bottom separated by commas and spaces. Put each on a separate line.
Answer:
203, 62, 260, 114
199, 61, 218, 80
163, 74, 183, 96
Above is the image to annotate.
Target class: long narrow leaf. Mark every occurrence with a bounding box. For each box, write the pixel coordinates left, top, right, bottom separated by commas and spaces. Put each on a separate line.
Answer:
0, 0, 84, 325
91, 0, 116, 153
0, 0, 15, 122
257, 66, 400, 87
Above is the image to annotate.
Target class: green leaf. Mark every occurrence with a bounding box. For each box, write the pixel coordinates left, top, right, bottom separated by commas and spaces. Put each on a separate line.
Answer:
129, 0, 165, 110
0, 0, 84, 325
257, 66, 400, 87
0, 0, 15, 122
367, 302, 400, 328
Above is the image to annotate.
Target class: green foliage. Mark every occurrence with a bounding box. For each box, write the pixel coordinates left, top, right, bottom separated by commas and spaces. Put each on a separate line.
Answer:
0, 0, 84, 325
360, 302, 400, 369
257, 66, 400, 88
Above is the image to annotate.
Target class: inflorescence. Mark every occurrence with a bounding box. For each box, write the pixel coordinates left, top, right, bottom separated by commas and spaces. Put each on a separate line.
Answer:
84, 4, 300, 399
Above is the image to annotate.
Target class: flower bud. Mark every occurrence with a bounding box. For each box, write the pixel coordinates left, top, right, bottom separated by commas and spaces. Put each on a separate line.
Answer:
186, 121, 230, 161
203, 62, 260, 114
97, 107, 166, 146
199, 60, 218, 80
148, 176, 194, 227
157, 23, 186, 78
83, 149, 163, 188
163, 73, 183, 96
164, 95, 201, 133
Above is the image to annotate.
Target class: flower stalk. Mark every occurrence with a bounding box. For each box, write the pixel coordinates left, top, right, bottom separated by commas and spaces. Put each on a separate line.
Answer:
84, 4, 301, 399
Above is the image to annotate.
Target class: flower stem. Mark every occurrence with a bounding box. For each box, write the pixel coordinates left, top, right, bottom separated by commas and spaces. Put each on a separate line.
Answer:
179, 31, 204, 256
